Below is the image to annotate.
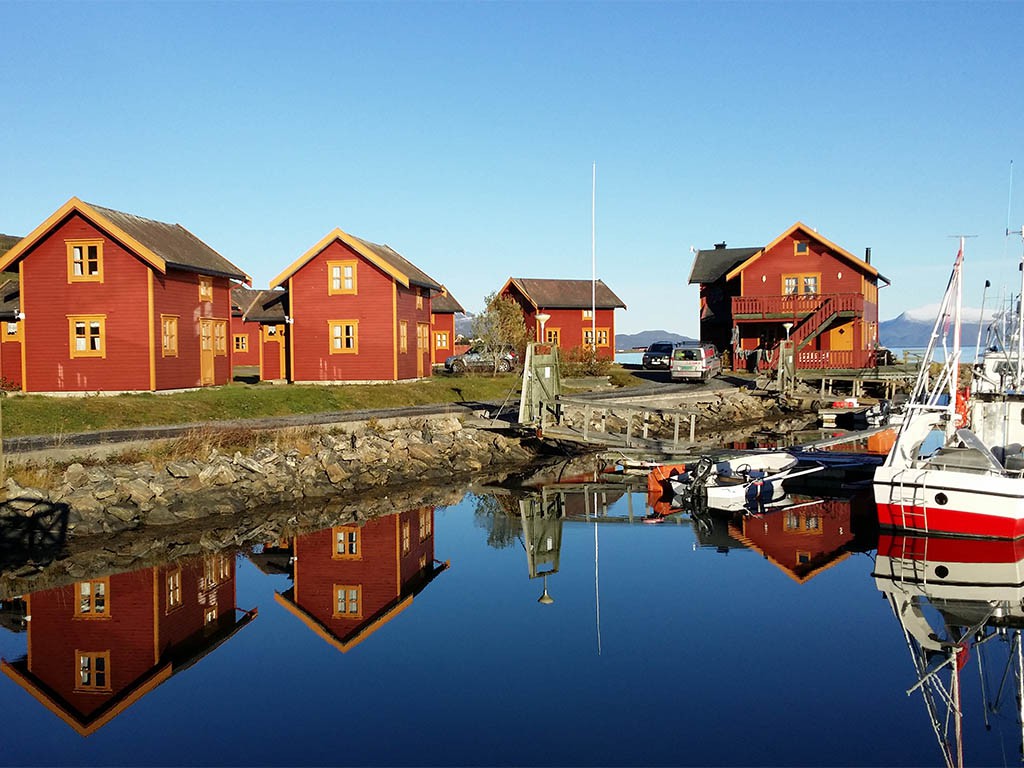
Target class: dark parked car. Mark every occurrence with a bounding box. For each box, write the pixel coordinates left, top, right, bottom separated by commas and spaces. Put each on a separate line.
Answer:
444, 345, 519, 373
642, 341, 675, 369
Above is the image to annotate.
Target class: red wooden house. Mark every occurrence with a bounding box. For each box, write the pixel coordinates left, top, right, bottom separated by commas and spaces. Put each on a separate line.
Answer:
231, 286, 289, 382
0, 554, 256, 736
727, 496, 862, 583
274, 510, 447, 653
499, 278, 626, 360
688, 223, 889, 371
271, 229, 442, 383
430, 286, 464, 366
0, 198, 249, 393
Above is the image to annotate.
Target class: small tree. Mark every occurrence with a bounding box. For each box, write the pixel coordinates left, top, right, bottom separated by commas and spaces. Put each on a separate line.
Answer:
472, 292, 530, 373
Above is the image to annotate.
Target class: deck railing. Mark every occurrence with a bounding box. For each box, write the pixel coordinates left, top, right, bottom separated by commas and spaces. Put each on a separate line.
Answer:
732, 293, 866, 319
753, 348, 877, 371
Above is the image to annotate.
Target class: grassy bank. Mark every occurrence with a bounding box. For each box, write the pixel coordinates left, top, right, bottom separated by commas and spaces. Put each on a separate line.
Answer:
0, 367, 643, 438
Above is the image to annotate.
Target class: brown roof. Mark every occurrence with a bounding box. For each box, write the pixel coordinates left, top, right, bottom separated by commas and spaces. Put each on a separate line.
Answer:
504, 278, 626, 310
350, 234, 441, 292
232, 286, 288, 323
431, 289, 464, 314
86, 203, 247, 281
688, 247, 760, 284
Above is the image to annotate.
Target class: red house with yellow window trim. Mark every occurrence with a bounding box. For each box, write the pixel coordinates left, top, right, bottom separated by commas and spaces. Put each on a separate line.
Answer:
430, 286, 463, 366
0, 554, 256, 736
271, 228, 442, 383
499, 278, 626, 360
274, 510, 447, 653
231, 286, 289, 382
0, 198, 249, 393
689, 222, 889, 371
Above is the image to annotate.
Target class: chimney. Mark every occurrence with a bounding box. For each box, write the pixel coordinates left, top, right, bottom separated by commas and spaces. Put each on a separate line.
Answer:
865, 247, 872, 264
715, 242, 727, 250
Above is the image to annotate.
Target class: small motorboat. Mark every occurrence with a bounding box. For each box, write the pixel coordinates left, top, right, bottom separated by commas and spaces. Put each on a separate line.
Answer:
665, 452, 814, 512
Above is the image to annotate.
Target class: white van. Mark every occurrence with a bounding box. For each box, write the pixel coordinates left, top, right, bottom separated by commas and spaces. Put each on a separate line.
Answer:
670, 344, 721, 382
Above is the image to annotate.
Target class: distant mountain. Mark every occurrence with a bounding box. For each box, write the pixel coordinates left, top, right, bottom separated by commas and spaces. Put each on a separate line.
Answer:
454, 313, 474, 338
880, 305, 990, 348
615, 330, 696, 351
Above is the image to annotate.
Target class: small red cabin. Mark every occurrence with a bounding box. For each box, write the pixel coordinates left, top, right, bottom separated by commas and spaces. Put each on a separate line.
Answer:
689, 223, 889, 371
231, 286, 289, 382
0, 198, 249, 393
430, 287, 464, 366
499, 278, 626, 360
271, 229, 442, 383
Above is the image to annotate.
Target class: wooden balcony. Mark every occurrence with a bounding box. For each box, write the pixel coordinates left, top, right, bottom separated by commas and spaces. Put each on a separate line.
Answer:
747, 348, 878, 371
732, 293, 866, 321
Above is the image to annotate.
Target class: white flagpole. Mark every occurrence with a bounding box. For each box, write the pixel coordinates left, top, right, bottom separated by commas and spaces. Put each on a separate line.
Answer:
591, 163, 597, 361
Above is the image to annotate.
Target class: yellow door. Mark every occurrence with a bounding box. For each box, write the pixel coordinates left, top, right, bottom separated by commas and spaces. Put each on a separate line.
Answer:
417, 323, 430, 377
829, 321, 854, 351
200, 319, 215, 385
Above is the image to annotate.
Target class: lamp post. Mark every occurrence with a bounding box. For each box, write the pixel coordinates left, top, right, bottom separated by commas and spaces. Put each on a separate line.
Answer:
536, 312, 551, 343
783, 322, 793, 340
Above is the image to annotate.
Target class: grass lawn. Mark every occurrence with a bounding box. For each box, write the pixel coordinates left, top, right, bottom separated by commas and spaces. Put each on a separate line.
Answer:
0, 367, 643, 438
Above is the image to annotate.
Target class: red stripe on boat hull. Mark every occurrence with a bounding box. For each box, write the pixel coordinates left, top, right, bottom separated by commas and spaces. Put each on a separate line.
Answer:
877, 502, 1024, 540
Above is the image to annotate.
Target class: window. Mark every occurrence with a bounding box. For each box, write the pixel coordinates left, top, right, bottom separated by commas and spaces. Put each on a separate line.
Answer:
214, 320, 227, 356
545, 328, 560, 345
419, 509, 432, 541
328, 320, 358, 354
234, 334, 248, 352
4, 321, 21, 343
166, 568, 182, 611
583, 328, 610, 347
204, 606, 218, 627
203, 554, 230, 586
781, 273, 820, 296
400, 320, 408, 353
76, 652, 110, 691
66, 239, 103, 282
582, 309, 593, 320
434, 331, 449, 349
794, 240, 810, 256
75, 579, 110, 618
68, 315, 105, 358
328, 261, 357, 295
161, 315, 178, 357
198, 276, 213, 302
333, 526, 361, 559
333, 585, 362, 618
266, 325, 278, 337
401, 520, 411, 554
416, 290, 423, 311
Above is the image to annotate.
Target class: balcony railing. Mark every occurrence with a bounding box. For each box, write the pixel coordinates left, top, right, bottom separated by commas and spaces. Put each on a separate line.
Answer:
748, 348, 877, 371
732, 293, 866, 320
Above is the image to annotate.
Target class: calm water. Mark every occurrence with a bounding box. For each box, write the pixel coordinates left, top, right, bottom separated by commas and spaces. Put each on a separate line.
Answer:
1, 482, 1022, 767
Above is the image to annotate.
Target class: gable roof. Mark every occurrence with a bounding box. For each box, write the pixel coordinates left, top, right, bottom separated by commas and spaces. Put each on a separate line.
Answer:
0, 198, 249, 282
501, 278, 626, 310
688, 246, 760, 285
722, 222, 889, 285
270, 228, 442, 292
232, 286, 289, 323
431, 287, 464, 314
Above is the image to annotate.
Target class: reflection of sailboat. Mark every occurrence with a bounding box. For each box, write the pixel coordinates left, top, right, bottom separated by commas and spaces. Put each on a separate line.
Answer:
874, 535, 1024, 768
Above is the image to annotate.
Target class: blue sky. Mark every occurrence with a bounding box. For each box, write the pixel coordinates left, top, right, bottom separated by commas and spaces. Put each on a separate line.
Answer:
1, 1, 1021, 337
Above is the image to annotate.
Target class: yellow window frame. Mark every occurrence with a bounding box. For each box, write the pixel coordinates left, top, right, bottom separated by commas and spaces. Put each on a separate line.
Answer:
327, 260, 358, 295
198, 276, 214, 302
781, 272, 822, 296
67, 315, 106, 359
233, 334, 248, 352
400, 320, 408, 353
213, 319, 228, 356
166, 568, 183, 612
74, 578, 111, 619
3, 320, 21, 343
434, 331, 449, 349
545, 328, 560, 345
333, 526, 361, 559
75, 650, 111, 692
794, 240, 810, 256
328, 320, 358, 354
333, 584, 362, 618
66, 239, 104, 283
583, 327, 610, 347
161, 315, 178, 357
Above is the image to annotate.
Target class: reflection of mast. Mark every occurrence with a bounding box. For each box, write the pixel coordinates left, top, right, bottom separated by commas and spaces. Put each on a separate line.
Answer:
594, 493, 601, 656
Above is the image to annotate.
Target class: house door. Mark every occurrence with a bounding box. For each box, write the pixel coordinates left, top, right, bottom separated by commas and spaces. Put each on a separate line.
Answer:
199, 319, 215, 385
829, 321, 854, 351
417, 323, 430, 377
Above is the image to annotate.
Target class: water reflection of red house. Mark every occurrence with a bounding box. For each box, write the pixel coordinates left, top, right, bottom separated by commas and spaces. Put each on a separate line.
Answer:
275, 509, 447, 653
1, 554, 256, 736
728, 496, 861, 583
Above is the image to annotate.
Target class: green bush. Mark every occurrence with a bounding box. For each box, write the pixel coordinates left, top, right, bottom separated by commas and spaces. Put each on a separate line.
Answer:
560, 345, 613, 377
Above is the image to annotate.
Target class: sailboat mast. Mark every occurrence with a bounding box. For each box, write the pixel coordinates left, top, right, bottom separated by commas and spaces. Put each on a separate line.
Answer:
1015, 227, 1024, 390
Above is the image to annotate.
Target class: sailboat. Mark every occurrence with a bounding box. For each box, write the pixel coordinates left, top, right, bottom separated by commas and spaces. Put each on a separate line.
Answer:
873, 236, 1024, 538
